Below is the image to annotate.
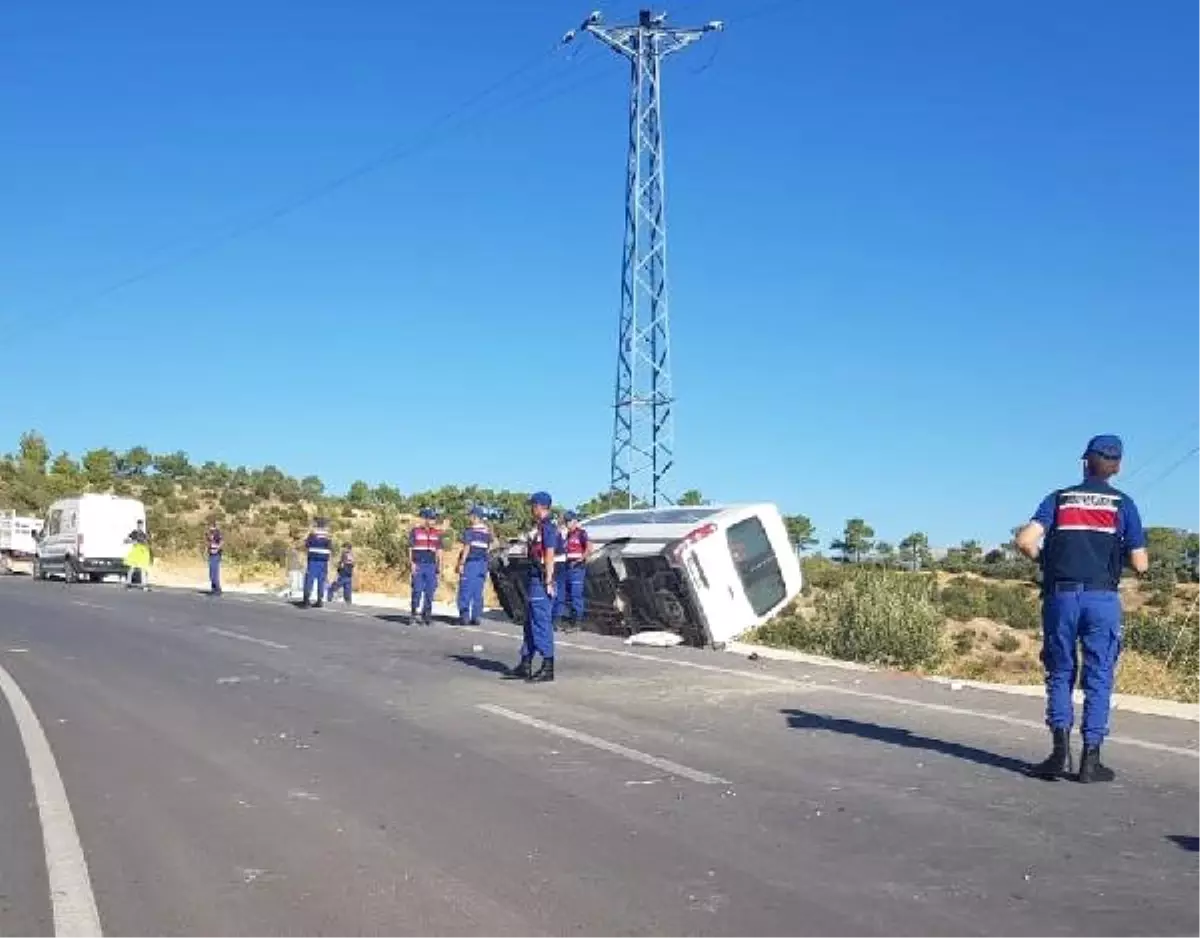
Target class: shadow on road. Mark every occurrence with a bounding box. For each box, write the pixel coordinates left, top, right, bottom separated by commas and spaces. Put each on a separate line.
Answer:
781, 708, 1035, 777
449, 654, 511, 674
376, 613, 461, 627
1166, 835, 1198, 852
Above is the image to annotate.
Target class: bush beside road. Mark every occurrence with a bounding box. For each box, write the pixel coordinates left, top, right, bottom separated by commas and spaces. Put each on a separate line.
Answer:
750, 562, 1199, 703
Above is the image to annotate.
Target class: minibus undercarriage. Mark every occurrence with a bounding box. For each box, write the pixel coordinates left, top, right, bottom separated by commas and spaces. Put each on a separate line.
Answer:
488, 539, 711, 647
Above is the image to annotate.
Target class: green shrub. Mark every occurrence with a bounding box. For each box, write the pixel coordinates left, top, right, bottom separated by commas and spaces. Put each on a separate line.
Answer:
801, 556, 850, 592
992, 631, 1020, 653
938, 576, 987, 620
751, 604, 822, 651
984, 583, 1040, 631
257, 538, 290, 566
364, 508, 409, 571
1125, 610, 1199, 677
952, 629, 976, 655
810, 569, 945, 669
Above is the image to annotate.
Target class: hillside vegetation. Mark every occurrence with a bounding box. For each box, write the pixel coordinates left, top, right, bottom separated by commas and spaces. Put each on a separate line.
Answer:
752, 558, 1198, 703
3, 431, 1197, 701
0, 431, 639, 601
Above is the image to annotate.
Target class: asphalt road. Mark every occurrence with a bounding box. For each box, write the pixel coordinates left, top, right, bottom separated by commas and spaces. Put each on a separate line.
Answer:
0, 576, 1196, 937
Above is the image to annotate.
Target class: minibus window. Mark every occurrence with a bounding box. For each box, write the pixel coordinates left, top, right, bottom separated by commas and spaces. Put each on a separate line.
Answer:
726, 516, 786, 616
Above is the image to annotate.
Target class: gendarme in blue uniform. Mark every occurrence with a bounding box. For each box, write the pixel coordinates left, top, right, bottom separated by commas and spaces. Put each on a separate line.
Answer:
457, 508, 492, 625
505, 491, 561, 682
410, 508, 442, 624
327, 545, 354, 604
303, 521, 333, 607
1032, 437, 1145, 752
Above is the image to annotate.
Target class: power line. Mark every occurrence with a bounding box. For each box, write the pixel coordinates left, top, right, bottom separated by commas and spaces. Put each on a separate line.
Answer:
1139, 445, 1199, 494
32, 41, 572, 317
1122, 421, 1200, 483
21, 0, 807, 320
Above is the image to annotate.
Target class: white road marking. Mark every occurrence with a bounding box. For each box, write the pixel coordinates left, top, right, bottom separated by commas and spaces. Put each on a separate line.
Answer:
0, 662, 102, 937
466, 628, 1199, 760
477, 703, 731, 785
70, 601, 110, 611
205, 627, 289, 650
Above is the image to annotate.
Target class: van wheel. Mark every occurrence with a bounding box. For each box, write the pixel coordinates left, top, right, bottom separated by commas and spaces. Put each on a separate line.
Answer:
653, 587, 687, 628
89, 573, 104, 583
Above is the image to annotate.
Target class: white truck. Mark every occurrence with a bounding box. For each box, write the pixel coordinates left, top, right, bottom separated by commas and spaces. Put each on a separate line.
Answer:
488, 503, 803, 648
34, 494, 147, 583
0, 510, 45, 573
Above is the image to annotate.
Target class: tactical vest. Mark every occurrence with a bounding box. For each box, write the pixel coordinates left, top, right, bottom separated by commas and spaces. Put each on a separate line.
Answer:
306, 529, 332, 563
462, 523, 491, 562
1041, 481, 1125, 591
527, 520, 558, 573
411, 526, 440, 564
564, 528, 588, 562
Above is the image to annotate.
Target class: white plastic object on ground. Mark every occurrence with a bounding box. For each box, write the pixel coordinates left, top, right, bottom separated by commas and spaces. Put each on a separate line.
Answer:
624, 630, 684, 648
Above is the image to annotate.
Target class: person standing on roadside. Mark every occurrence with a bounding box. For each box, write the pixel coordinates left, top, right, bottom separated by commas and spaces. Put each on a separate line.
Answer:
301, 517, 333, 608
125, 519, 152, 591
504, 491, 560, 683
409, 508, 442, 624
560, 510, 590, 630
455, 505, 492, 625
327, 543, 355, 604
1014, 434, 1149, 783
551, 513, 569, 628
206, 522, 224, 596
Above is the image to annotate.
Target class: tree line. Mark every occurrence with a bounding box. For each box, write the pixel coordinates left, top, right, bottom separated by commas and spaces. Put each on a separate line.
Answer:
0, 431, 738, 567
781, 512, 1199, 595
4, 432, 1195, 593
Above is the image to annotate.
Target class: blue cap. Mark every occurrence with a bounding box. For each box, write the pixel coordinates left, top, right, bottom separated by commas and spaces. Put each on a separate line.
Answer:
564, 510, 578, 522
1083, 435, 1123, 460
529, 491, 552, 508
419, 507, 436, 520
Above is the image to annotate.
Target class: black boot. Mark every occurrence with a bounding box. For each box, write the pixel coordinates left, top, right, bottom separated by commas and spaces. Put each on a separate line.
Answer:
502, 658, 532, 680
1029, 728, 1072, 780
528, 658, 555, 683
1077, 745, 1115, 783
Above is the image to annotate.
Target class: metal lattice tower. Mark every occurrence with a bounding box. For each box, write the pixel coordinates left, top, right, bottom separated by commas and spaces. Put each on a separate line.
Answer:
564, 10, 723, 508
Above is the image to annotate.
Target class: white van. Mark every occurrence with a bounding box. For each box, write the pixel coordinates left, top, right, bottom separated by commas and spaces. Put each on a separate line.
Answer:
1, 511, 44, 571
34, 495, 147, 583
488, 503, 802, 648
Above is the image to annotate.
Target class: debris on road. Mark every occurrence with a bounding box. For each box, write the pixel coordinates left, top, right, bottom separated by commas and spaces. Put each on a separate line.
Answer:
625, 630, 684, 648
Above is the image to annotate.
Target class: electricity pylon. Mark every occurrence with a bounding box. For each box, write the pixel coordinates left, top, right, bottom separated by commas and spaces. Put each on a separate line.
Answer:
564, 10, 723, 508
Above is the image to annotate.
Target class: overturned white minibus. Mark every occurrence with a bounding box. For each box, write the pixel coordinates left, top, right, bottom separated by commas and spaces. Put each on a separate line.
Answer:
488, 503, 802, 648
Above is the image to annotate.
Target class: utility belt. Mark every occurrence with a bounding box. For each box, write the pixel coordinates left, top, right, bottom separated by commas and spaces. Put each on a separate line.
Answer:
413, 552, 438, 566
1048, 580, 1117, 594
307, 554, 330, 564
564, 558, 586, 567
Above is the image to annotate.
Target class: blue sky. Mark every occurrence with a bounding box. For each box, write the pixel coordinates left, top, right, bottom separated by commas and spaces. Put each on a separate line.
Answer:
2, 0, 1196, 548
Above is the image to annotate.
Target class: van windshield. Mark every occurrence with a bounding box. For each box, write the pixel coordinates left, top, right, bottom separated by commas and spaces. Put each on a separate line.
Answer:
586, 508, 721, 527
726, 516, 786, 616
